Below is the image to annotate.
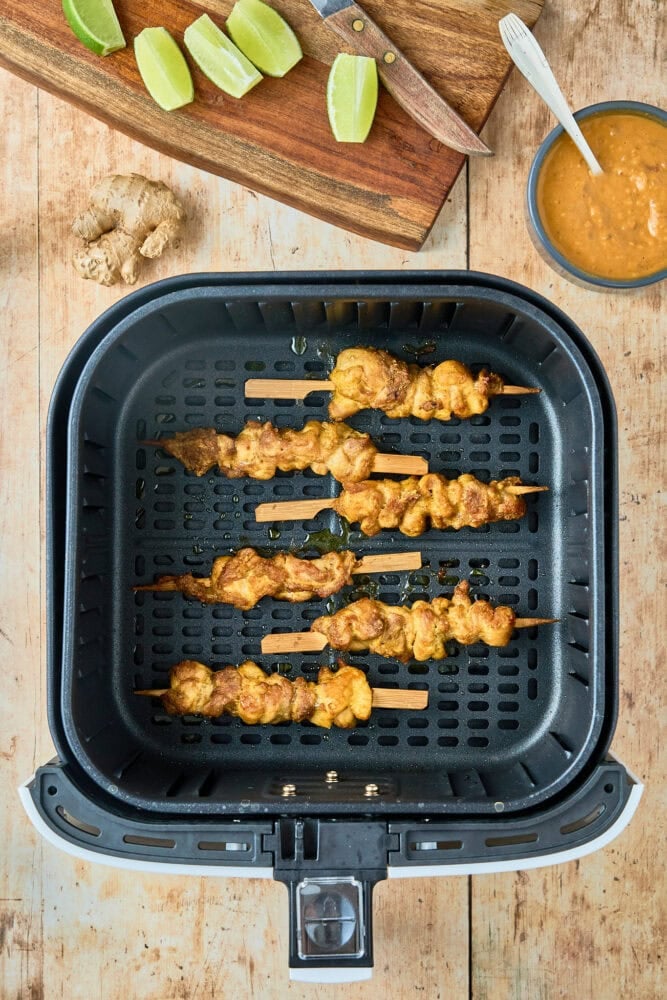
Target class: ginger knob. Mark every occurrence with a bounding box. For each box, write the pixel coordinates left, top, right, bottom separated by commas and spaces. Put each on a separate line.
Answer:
71, 173, 186, 286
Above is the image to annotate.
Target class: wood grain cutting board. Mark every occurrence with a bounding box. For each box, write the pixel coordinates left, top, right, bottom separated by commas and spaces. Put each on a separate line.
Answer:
0, 0, 543, 249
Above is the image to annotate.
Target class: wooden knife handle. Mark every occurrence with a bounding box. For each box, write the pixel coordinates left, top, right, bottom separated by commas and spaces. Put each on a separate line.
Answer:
325, 3, 491, 155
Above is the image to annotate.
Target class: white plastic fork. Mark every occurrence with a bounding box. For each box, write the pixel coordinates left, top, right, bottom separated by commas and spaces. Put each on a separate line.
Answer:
499, 12, 603, 175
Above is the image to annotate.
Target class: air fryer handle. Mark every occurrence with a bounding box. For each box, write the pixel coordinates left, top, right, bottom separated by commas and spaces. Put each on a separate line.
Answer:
278, 875, 376, 981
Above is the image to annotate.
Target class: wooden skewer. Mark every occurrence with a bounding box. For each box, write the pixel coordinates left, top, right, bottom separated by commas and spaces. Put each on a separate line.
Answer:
354, 552, 422, 574
135, 687, 428, 710
244, 378, 540, 400
255, 485, 548, 523
256, 498, 335, 522
261, 617, 559, 654
372, 454, 427, 475
140, 440, 427, 477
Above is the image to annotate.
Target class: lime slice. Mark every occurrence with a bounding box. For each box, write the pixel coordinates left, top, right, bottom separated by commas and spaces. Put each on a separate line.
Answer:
184, 14, 262, 98
134, 28, 194, 112
61, 0, 126, 56
227, 0, 302, 78
327, 53, 378, 143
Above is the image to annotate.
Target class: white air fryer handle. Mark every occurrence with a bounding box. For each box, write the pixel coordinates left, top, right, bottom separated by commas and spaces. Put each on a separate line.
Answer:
290, 968, 373, 983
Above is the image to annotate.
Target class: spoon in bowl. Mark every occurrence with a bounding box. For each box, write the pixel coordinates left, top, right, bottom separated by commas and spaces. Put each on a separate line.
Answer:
499, 13, 603, 175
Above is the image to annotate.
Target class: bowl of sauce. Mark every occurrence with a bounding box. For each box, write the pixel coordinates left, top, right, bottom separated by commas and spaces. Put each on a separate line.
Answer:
527, 101, 667, 289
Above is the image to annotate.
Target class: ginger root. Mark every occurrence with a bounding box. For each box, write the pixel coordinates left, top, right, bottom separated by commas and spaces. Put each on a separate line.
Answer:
72, 174, 186, 286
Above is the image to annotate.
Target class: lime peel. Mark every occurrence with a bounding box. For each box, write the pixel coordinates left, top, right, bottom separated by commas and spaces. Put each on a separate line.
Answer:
61, 0, 126, 56
134, 27, 194, 112
184, 14, 262, 98
327, 53, 378, 143
227, 0, 302, 78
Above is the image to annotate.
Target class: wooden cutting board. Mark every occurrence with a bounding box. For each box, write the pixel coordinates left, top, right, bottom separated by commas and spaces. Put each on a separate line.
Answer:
0, 0, 543, 249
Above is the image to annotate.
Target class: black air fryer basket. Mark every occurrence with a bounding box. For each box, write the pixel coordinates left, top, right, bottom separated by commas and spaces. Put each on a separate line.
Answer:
23, 273, 641, 981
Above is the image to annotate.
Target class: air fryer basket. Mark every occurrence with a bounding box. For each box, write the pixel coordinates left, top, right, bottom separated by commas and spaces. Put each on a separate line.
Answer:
60, 276, 613, 814
26, 273, 640, 978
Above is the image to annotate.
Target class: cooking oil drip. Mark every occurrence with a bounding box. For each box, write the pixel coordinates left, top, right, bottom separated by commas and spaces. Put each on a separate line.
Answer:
402, 339, 437, 358
290, 336, 308, 356
302, 522, 351, 554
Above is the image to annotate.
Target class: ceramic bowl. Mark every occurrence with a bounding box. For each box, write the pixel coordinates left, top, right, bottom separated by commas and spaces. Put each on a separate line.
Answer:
526, 100, 667, 290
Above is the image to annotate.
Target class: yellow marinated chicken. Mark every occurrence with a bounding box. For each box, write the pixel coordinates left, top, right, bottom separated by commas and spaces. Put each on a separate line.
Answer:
332, 473, 528, 537
135, 548, 359, 611
311, 581, 517, 662
150, 419, 380, 482
328, 347, 506, 421
159, 660, 372, 729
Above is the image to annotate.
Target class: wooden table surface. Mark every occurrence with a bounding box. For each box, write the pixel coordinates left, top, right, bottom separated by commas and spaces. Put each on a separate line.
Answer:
1, 2, 664, 997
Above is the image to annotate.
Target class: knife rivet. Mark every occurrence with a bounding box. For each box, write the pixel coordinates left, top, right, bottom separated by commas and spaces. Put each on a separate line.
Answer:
352, 18, 365, 31
383, 51, 396, 64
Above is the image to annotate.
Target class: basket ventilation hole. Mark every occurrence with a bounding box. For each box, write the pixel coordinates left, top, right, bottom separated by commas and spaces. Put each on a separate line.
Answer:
123, 834, 176, 849
559, 803, 606, 836
56, 806, 101, 838
409, 839, 463, 851
485, 832, 538, 848
198, 841, 250, 852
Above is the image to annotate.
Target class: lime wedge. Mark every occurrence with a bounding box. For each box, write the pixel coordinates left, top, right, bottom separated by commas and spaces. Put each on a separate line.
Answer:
61, 0, 126, 56
184, 14, 262, 98
227, 0, 302, 78
134, 28, 194, 112
327, 54, 378, 143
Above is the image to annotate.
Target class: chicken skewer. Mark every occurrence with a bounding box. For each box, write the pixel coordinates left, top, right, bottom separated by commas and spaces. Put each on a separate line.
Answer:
255, 473, 547, 537
141, 419, 427, 482
135, 660, 428, 729
246, 347, 539, 421
134, 548, 422, 611
261, 581, 557, 661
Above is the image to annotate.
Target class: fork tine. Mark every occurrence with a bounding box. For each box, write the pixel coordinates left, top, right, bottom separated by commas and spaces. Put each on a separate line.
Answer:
499, 12, 528, 45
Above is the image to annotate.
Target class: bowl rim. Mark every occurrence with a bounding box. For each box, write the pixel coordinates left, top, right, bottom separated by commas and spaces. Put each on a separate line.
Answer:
526, 100, 667, 289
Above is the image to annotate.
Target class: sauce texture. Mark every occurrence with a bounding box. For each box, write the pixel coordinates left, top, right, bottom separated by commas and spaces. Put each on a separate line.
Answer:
536, 111, 667, 281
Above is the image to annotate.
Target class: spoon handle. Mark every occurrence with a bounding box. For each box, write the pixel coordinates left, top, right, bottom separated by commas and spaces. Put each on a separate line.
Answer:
499, 15, 603, 175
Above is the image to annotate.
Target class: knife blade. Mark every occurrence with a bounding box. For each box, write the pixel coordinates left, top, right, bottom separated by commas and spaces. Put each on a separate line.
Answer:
307, 0, 492, 155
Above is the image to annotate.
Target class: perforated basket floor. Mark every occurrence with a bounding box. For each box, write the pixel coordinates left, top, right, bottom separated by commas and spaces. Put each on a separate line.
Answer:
59, 276, 616, 816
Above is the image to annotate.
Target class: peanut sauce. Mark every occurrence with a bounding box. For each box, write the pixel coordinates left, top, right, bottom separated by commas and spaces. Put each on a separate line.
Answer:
536, 111, 667, 281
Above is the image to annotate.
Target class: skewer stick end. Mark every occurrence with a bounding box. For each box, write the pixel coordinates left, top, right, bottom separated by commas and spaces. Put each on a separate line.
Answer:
502, 385, 541, 395
135, 689, 168, 697
506, 485, 549, 495
514, 617, 559, 629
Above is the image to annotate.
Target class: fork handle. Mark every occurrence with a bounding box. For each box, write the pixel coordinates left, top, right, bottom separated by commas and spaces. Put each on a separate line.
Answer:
502, 23, 603, 174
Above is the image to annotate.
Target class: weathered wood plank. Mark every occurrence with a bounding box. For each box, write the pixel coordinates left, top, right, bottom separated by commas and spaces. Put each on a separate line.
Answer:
468, 2, 666, 997
0, 72, 45, 1000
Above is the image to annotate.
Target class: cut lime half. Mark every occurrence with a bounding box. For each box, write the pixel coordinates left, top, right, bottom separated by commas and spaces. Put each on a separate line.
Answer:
62, 0, 126, 56
227, 0, 302, 78
184, 14, 262, 98
134, 28, 194, 112
327, 53, 378, 143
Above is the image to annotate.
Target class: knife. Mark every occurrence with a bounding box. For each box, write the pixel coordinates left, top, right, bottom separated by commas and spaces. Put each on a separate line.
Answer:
308, 0, 492, 155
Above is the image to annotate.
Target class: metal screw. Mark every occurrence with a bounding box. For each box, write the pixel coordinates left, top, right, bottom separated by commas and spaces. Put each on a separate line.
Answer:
282, 783, 296, 797
383, 51, 396, 64
352, 18, 365, 31
325, 770, 339, 783
364, 782, 379, 797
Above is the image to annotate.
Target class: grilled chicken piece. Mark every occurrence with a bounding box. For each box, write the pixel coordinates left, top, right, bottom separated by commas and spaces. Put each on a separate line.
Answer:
332, 473, 527, 537
159, 660, 372, 729
328, 347, 505, 421
134, 548, 359, 611
311, 581, 517, 662
151, 419, 379, 482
